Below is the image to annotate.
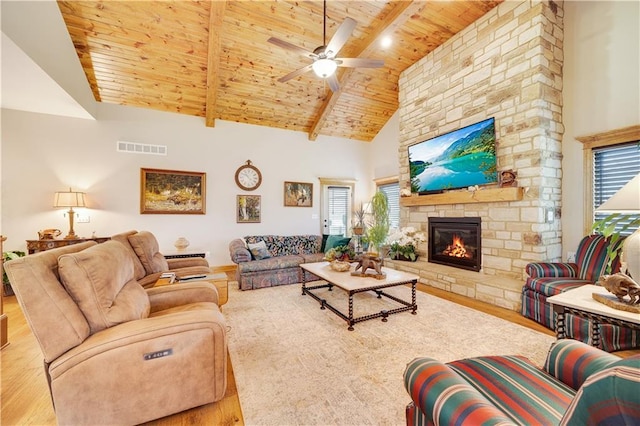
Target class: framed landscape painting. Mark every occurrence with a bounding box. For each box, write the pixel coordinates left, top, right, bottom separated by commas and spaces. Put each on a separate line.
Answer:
237, 195, 261, 223
284, 181, 313, 207
140, 168, 206, 214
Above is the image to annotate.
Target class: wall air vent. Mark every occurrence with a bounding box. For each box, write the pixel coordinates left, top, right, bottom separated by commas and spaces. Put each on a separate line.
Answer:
117, 141, 167, 156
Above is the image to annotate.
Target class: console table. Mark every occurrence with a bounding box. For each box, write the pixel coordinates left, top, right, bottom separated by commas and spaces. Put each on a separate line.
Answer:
26, 237, 110, 254
163, 250, 206, 260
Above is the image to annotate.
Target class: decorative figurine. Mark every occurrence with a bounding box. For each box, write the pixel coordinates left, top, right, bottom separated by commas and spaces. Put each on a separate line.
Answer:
598, 273, 640, 304
38, 229, 61, 240
352, 254, 385, 279
499, 169, 517, 187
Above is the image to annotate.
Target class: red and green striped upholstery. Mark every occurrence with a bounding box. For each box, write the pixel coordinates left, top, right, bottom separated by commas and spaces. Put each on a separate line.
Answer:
404, 340, 637, 426
544, 339, 621, 390
560, 355, 640, 425
521, 234, 639, 351
404, 358, 516, 425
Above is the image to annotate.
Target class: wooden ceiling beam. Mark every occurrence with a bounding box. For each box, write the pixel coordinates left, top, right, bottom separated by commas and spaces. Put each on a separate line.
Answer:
205, 1, 227, 128
308, 0, 427, 141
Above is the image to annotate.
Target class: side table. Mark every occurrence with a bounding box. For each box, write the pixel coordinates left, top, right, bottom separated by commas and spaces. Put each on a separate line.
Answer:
154, 273, 228, 306
547, 284, 640, 349
26, 237, 110, 254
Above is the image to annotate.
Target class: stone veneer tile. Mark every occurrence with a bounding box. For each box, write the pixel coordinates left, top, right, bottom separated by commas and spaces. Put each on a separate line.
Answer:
396, 0, 563, 312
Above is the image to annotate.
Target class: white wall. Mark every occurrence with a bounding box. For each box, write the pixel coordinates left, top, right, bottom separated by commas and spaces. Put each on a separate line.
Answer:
562, 1, 640, 255
370, 111, 400, 182
1, 104, 373, 265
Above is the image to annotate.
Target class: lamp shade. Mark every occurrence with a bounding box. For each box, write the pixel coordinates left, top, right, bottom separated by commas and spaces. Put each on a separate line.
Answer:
595, 173, 640, 213
54, 188, 86, 208
312, 58, 337, 78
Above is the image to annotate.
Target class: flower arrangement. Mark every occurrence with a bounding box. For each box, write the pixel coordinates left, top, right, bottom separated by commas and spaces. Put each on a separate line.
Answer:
325, 245, 356, 262
387, 227, 426, 261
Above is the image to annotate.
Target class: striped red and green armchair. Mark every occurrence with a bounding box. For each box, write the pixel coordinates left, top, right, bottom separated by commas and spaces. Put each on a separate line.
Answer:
404, 339, 640, 425
521, 234, 639, 351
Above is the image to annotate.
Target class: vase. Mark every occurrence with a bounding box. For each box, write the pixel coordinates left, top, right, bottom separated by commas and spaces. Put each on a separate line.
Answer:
174, 237, 190, 251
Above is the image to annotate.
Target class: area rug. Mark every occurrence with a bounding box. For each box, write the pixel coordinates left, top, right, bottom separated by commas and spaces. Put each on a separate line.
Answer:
223, 281, 555, 426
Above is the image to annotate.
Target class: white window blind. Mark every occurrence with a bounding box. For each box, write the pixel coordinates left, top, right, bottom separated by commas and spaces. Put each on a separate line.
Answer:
378, 182, 400, 229
593, 141, 640, 234
327, 186, 349, 235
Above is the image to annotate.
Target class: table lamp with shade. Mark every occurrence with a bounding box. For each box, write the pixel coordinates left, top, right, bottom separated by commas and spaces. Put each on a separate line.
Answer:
54, 188, 86, 240
595, 173, 640, 281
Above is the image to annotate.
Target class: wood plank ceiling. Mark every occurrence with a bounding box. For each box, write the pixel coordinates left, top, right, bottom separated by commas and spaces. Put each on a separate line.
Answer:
58, 1, 501, 142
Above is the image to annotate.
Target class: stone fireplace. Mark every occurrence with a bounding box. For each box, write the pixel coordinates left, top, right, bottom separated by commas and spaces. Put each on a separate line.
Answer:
388, 0, 564, 311
428, 218, 481, 272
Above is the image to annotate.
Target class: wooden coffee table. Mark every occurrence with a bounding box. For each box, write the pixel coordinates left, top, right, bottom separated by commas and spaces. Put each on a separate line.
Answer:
300, 261, 419, 330
547, 284, 640, 349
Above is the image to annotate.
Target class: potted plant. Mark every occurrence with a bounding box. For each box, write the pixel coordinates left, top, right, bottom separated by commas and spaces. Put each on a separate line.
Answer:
366, 191, 389, 255
591, 213, 640, 274
387, 227, 427, 261
352, 203, 366, 236
3, 250, 26, 296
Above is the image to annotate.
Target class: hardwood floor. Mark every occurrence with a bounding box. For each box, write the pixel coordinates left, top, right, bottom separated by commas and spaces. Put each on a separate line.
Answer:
2, 282, 638, 425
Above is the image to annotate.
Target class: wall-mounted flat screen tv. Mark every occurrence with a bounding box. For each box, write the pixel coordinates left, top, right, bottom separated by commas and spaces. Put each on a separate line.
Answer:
408, 117, 497, 193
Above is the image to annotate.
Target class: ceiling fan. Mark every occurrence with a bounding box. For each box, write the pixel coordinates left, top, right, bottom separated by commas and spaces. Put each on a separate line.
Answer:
268, 0, 384, 92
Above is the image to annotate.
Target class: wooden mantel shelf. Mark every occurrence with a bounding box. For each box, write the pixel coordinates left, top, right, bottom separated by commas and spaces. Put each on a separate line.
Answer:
400, 187, 524, 207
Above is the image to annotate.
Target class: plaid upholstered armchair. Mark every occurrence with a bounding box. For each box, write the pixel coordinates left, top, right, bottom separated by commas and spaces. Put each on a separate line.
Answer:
521, 234, 639, 351
404, 339, 640, 425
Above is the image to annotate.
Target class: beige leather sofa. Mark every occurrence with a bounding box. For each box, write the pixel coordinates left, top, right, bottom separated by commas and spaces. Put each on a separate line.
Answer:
112, 230, 211, 288
5, 240, 227, 425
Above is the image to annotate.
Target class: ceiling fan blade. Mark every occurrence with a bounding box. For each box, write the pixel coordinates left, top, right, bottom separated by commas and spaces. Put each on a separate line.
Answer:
336, 58, 384, 68
268, 37, 317, 60
325, 17, 357, 58
278, 63, 314, 83
327, 74, 340, 92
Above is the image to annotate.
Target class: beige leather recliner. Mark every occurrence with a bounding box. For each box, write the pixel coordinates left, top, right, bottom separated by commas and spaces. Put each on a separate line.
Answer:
5, 240, 227, 425
111, 230, 212, 288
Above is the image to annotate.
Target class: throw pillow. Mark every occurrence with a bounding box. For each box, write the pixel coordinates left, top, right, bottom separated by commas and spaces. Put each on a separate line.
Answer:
127, 231, 169, 275
321, 234, 330, 252
324, 235, 352, 253
58, 241, 150, 334
248, 240, 271, 260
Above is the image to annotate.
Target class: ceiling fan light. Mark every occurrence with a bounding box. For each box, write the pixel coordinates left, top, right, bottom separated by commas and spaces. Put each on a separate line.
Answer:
312, 58, 337, 78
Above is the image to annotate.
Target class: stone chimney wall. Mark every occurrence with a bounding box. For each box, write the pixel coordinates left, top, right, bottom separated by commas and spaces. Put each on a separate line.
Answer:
392, 0, 564, 310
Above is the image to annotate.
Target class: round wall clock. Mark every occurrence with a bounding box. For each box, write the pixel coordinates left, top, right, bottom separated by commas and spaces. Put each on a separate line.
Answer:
234, 160, 262, 191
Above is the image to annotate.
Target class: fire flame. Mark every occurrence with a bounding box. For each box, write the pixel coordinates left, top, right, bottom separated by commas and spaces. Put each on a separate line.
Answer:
443, 235, 471, 258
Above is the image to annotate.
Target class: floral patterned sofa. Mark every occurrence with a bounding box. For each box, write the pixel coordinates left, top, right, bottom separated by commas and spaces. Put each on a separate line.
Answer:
229, 235, 325, 290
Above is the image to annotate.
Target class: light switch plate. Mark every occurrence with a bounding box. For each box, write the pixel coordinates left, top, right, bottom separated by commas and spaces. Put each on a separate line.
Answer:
77, 215, 90, 223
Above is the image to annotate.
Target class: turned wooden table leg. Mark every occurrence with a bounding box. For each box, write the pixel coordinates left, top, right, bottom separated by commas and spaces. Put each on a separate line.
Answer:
552, 304, 566, 340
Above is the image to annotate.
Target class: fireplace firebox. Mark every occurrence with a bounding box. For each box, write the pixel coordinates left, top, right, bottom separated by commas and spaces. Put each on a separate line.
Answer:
428, 217, 481, 272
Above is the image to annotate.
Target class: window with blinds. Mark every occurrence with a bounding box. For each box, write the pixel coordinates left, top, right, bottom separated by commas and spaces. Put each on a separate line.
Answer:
327, 186, 350, 235
378, 182, 400, 229
593, 141, 640, 234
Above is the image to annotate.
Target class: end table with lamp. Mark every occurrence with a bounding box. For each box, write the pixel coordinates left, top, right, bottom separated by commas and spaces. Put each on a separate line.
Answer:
27, 188, 110, 254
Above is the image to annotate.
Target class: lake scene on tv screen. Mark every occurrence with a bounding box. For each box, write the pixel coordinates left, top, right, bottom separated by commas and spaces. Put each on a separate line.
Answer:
409, 118, 497, 193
